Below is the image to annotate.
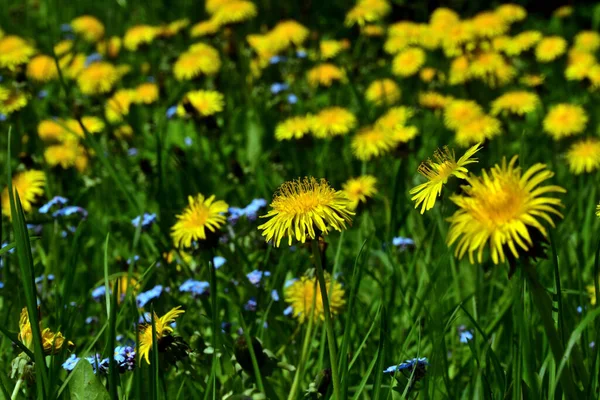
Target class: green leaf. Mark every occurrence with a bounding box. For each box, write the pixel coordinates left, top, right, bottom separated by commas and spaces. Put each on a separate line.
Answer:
68, 360, 110, 400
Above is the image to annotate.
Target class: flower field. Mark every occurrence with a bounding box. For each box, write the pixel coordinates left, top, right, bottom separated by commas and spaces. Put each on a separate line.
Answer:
1, 1, 600, 399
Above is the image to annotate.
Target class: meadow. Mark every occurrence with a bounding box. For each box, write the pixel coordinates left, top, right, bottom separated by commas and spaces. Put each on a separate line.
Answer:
1, 0, 600, 399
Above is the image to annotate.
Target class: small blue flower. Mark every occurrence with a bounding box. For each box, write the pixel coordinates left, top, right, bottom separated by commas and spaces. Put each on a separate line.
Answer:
35, 274, 55, 284
38, 90, 48, 99
271, 289, 280, 301
287, 94, 298, 104
62, 354, 80, 371
0, 114, 6, 122
85, 354, 109, 375
60, 23, 73, 32
53, 206, 88, 219
91, 286, 106, 301
179, 279, 210, 296
139, 312, 151, 324
85, 53, 103, 67
136, 285, 163, 308
85, 316, 98, 324
128, 148, 138, 157
114, 345, 136, 371
0, 282, 4, 289
459, 330, 473, 344
269, 55, 286, 64
284, 278, 297, 288
296, 50, 307, 58
247, 270, 271, 287
131, 213, 157, 229
244, 297, 257, 311
39, 196, 69, 214
184, 136, 193, 147
166, 105, 178, 119
392, 237, 415, 249
228, 198, 267, 224
283, 306, 293, 316
270, 82, 289, 94
213, 256, 226, 269
384, 357, 429, 374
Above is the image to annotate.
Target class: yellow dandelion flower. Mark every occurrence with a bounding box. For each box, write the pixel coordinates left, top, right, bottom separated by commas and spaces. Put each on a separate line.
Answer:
442, 22, 475, 57
491, 91, 540, 116
124, 25, 160, 51
19, 308, 71, 354
0, 87, 28, 115
1, 170, 46, 218
392, 47, 426, 77
589, 65, 600, 90
62, 53, 87, 80
115, 124, 134, 139
520, 74, 544, 87
80, 116, 105, 135
71, 15, 105, 42
285, 274, 345, 324
587, 284, 597, 305
135, 82, 159, 104
495, 4, 527, 23
449, 55, 470, 85
160, 18, 190, 37
502, 31, 542, 56
374, 106, 414, 131
38, 119, 66, 142
105, 90, 136, 124
270, 20, 310, 48
342, 175, 377, 210
173, 43, 221, 80
206, 0, 236, 14
447, 157, 565, 264
419, 91, 452, 109
345, 0, 391, 27
190, 19, 221, 37
26, 55, 58, 82
365, 78, 400, 106
455, 115, 502, 147
444, 99, 484, 130
553, 6, 573, 18
212, 0, 257, 25
320, 39, 348, 59
384, 36, 409, 55
311, 107, 357, 138
468, 51, 515, 86
275, 115, 314, 141
430, 8, 460, 31
177, 90, 224, 117
258, 177, 353, 247
565, 50, 597, 81
535, 36, 567, 62
351, 126, 397, 161
97, 36, 122, 58
472, 11, 509, 38
419, 67, 436, 83
77, 62, 119, 95
362, 24, 385, 37
54, 40, 73, 57
307, 63, 346, 87
0, 35, 35, 70
574, 31, 600, 53
392, 125, 419, 143
45, 142, 88, 172
138, 307, 185, 364
171, 194, 228, 248
543, 103, 588, 140
566, 138, 600, 174
409, 143, 482, 214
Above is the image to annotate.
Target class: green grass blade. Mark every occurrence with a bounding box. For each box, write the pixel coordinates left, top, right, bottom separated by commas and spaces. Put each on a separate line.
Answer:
371, 305, 386, 400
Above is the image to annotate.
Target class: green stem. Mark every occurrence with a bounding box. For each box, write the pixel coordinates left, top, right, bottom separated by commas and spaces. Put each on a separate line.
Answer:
11, 378, 23, 400
311, 240, 341, 400
287, 280, 317, 400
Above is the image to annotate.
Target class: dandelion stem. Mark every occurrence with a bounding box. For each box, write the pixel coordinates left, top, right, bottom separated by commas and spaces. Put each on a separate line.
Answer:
287, 280, 317, 400
311, 239, 341, 400
11, 377, 23, 400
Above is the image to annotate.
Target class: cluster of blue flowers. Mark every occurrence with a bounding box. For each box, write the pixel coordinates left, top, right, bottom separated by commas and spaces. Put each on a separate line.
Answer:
131, 213, 157, 229
179, 279, 210, 296
39, 196, 88, 219
228, 199, 267, 225
136, 285, 164, 308
62, 346, 136, 374
383, 357, 429, 374
246, 270, 271, 287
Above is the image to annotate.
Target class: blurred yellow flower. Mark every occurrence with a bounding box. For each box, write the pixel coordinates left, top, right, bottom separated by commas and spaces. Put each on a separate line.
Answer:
270, 20, 310, 48
365, 78, 400, 106
106, 90, 136, 123
553, 5, 573, 18
45, 142, 89, 172
471, 11, 508, 38
212, 0, 257, 25
307, 63, 346, 87
491, 91, 540, 116
173, 43, 221, 80
190, 19, 221, 37
177, 90, 224, 117
535, 36, 567, 62
566, 138, 600, 174
0, 35, 35, 70
374, 106, 413, 131
455, 115, 502, 147
392, 47, 426, 77
258, 177, 353, 247
26, 55, 58, 82
311, 107, 357, 138
71, 15, 105, 42
351, 126, 397, 161
97, 36, 122, 58
275, 115, 314, 141
124, 25, 161, 51
345, 0, 390, 27
565, 50, 597, 81
320, 39, 348, 59
495, 4, 527, 23
135, 82, 159, 104
444, 99, 484, 130
77, 62, 119, 95
342, 175, 378, 210
419, 91, 452, 109
0, 87, 28, 115
574, 31, 600, 53
543, 103, 588, 140
1, 170, 46, 218
285, 274, 345, 324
